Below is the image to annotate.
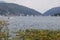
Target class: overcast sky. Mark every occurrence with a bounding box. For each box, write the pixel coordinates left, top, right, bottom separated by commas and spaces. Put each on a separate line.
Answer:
0, 0, 60, 13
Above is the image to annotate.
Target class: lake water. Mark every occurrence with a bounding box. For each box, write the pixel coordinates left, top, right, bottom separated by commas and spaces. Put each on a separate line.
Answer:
1, 16, 60, 30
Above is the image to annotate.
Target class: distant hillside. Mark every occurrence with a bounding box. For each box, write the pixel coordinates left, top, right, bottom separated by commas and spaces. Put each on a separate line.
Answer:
0, 3, 41, 16
43, 7, 60, 16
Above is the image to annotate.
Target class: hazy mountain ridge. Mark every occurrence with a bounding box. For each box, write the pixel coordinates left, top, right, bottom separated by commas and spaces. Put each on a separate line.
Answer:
0, 2, 42, 16
43, 7, 60, 16
0, 2, 60, 16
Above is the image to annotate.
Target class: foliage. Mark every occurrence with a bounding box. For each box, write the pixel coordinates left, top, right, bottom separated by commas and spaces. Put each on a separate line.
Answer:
0, 20, 8, 31
17, 29, 60, 40
1, 28, 60, 40
0, 20, 9, 40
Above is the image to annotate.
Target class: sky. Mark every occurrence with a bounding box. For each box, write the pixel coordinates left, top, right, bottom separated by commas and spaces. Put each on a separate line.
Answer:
0, 0, 60, 13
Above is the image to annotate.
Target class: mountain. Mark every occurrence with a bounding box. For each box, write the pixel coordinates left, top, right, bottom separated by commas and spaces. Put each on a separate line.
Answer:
43, 7, 60, 16
0, 3, 41, 16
